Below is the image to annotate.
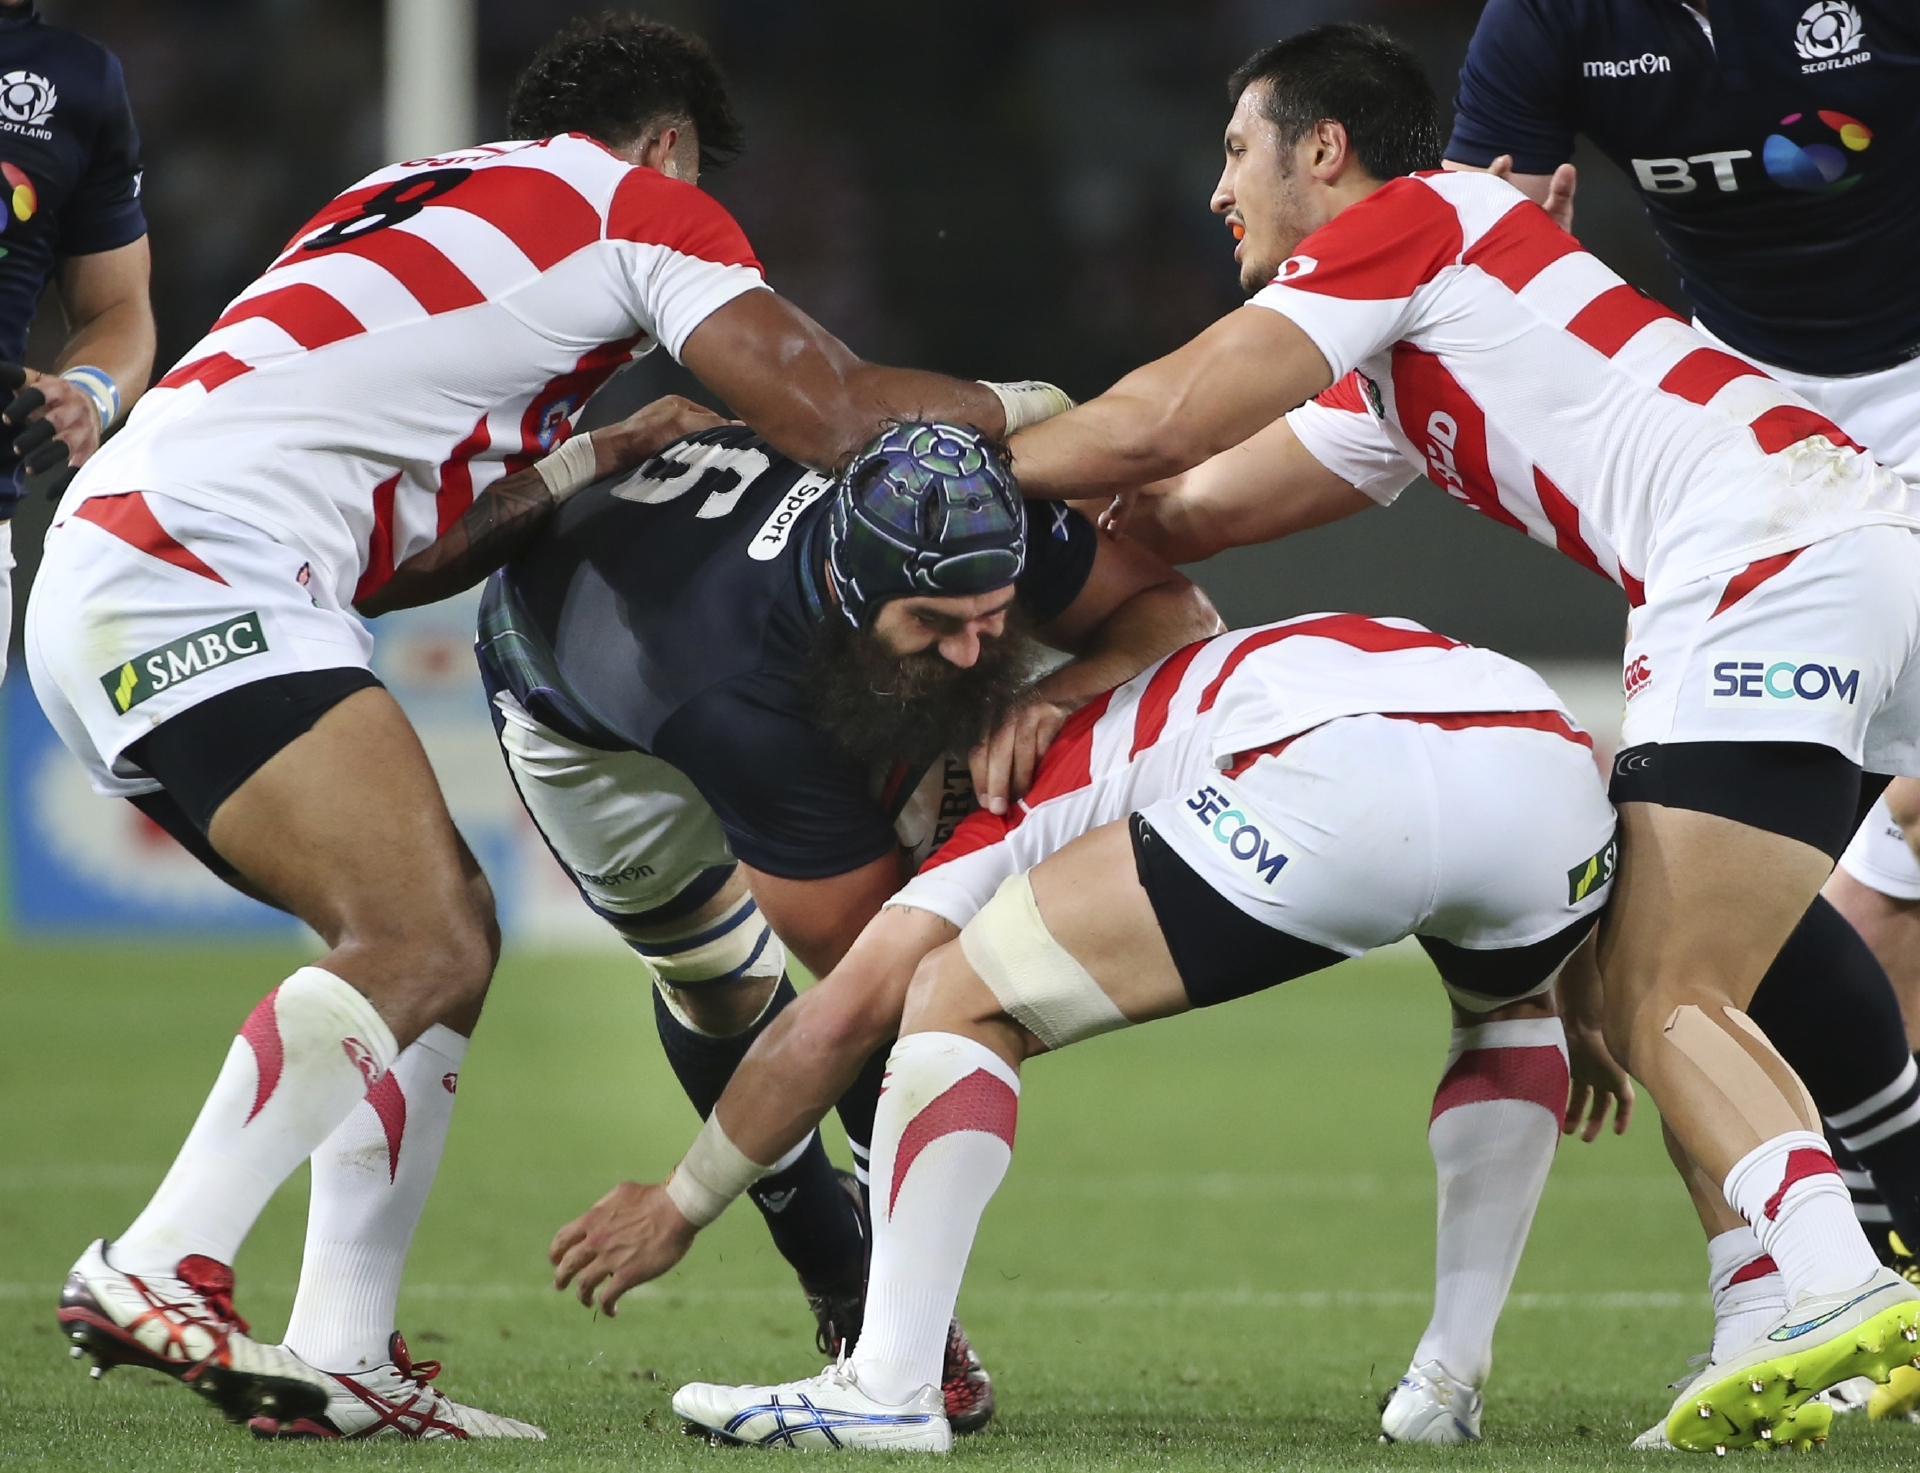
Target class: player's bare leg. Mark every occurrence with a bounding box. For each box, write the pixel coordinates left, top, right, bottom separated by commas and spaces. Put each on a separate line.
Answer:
1598, 802, 1920, 1451
606, 866, 872, 1354
61, 687, 499, 1425
674, 820, 1574, 1446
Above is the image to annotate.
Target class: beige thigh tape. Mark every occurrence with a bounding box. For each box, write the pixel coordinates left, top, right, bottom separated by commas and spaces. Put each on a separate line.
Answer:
959, 873, 1130, 1051
1662, 1004, 1811, 1140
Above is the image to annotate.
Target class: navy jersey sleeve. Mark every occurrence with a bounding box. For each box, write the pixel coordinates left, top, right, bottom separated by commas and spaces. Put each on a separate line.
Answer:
1015, 501, 1098, 627
1446, 0, 1578, 175
652, 676, 898, 881
57, 49, 145, 256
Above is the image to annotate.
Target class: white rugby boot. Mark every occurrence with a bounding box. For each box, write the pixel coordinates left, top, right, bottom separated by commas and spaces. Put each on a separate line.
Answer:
1664, 1265, 1919, 1453
58, 1238, 330, 1423
1809, 1375, 1878, 1414
248, 1333, 545, 1440
1378, 1360, 1482, 1444
674, 1357, 951, 1450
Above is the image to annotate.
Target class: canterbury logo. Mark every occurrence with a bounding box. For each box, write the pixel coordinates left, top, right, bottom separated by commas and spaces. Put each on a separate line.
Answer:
341, 1036, 381, 1088
1768, 1281, 1896, 1341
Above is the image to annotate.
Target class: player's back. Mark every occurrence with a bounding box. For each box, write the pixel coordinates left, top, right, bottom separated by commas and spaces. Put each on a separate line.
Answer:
1257, 170, 1919, 597
66, 136, 765, 607
924, 612, 1577, 879
482, 426, 833, 752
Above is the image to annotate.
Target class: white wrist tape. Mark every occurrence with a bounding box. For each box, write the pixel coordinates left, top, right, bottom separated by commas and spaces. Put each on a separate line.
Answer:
664, 1112, 772, 1227
61, 365, 120, 431
532, 433, 599, 503
981, 379, 1075, 435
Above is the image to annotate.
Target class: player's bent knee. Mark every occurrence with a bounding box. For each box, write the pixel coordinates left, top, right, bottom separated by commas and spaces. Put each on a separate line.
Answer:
955, 872, 1131, 1051
625, 886, 786, 991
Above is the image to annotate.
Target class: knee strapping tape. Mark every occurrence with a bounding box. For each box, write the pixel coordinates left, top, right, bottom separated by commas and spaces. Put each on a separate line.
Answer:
1663, 1004, 1814, 1139
959, 873, 1130, 1051
630, 892, 786, 987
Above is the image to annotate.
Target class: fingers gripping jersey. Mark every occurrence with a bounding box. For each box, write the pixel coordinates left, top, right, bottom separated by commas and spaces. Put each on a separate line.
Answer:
62, 135, 767, 607
897, 613, 1586, 928
1267, 172, 1920, 602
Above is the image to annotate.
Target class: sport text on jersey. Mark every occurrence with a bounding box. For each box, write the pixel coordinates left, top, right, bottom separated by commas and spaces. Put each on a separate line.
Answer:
752, 472, 832, 560
99, 614, 268, 713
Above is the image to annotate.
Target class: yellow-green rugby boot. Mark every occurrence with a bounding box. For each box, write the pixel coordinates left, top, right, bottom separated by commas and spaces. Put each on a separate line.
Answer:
1666, 1266, 1920, 1453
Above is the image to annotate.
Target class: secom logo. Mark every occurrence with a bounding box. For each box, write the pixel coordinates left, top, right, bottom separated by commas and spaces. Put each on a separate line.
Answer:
1705, 651, 1860, 707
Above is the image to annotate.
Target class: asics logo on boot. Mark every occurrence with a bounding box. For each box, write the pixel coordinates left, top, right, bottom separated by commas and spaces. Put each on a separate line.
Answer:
1769, 1281, 1897, 1341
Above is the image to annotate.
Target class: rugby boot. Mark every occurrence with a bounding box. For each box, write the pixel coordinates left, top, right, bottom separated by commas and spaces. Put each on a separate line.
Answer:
1379, 1360, 1481, 1444
1633, 1364, 1832, 1450
1870, 1363, 1920, 1422
248, 1333, 544, 1439
942, 1318, 995, 1434
806, 1279, 867, 1358
58, 1238, 329, 1423
675, 1356, 951, 1450
1665, 1265, 1920, 1453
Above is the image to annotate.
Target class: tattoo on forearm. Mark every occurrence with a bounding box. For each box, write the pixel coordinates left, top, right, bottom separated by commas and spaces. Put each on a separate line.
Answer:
356, 468, 556, 616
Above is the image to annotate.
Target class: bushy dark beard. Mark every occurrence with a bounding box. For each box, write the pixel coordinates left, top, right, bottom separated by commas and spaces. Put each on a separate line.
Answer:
804, 608, 1043, 768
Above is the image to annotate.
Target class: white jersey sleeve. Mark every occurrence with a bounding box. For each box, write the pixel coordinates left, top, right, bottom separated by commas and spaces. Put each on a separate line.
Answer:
602, 167, 769, 359
1286, 373, 1421, 506
1245, 180, 1469, 381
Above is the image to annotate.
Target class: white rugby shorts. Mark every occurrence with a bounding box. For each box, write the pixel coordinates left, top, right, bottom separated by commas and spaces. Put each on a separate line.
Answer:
25, 491, 375, 797
492, 688, 734, 916
898, 709, 1617, 1000
1618, 524, 1920, 776
1838, 794, 1920, 902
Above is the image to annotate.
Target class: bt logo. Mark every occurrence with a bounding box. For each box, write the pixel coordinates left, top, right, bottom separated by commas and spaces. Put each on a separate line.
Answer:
1184, 783, 1289, 885
1706, 652, 1859, 707
0, 160, 36, 256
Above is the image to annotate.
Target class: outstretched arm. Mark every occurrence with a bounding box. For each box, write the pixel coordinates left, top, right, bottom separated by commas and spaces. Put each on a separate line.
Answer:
549, 905, 955, 1313
680, 290, 1021, 472
1009, 305, 1333, 500
1104, 411, 1378, 565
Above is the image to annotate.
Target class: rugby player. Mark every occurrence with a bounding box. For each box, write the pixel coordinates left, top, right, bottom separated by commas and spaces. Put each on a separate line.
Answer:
350, 416, 1218, 1433
551, 613, 1631, 1448
0, 0, 154, 680
35, 16, 1074, 1436
1442, 6, 1920, 1422
1009, 24, 1920, 1452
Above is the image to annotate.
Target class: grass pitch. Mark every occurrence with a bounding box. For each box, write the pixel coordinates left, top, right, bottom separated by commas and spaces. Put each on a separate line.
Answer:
2, 937, 1912, 1469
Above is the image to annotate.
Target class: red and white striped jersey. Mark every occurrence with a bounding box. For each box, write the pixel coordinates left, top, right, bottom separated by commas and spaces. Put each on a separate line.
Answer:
1264, 171, 1919, 603
897, 612, 1583, 928
63, 135, 767, 606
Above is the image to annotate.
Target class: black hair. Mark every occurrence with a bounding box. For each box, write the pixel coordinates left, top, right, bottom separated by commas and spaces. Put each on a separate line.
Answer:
506, 13, 744, 170
1227, 24, 1442, 182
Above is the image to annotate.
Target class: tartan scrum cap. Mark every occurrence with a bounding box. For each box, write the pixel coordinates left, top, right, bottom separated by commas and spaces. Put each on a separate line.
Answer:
825, 422, 1026, 628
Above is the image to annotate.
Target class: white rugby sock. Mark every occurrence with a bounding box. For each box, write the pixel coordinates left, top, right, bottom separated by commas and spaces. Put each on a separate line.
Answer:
1410, 1017, 1568, 1388
849, 1033, 1019, 1408
1705, 1227, 1787, 1362
1723, 1130, 1881, 1300
113, 968, 398, 1278
283, 1024, 467, 1372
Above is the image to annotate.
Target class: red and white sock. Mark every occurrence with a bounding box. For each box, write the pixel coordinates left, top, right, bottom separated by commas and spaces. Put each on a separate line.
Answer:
1705, 1226, 1787, 1361
848, 1033, 1019, 1407
112, 967, 399, 1279
1723, 1129, 1880, 1300
282, 1024, 468, 1373
1409, 1017, 1568, 1387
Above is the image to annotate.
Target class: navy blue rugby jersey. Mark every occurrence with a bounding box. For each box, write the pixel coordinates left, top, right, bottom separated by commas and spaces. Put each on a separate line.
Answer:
1449, 0, 1920, 376
0, 3, 145, 363
476, 425, 1099, 880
